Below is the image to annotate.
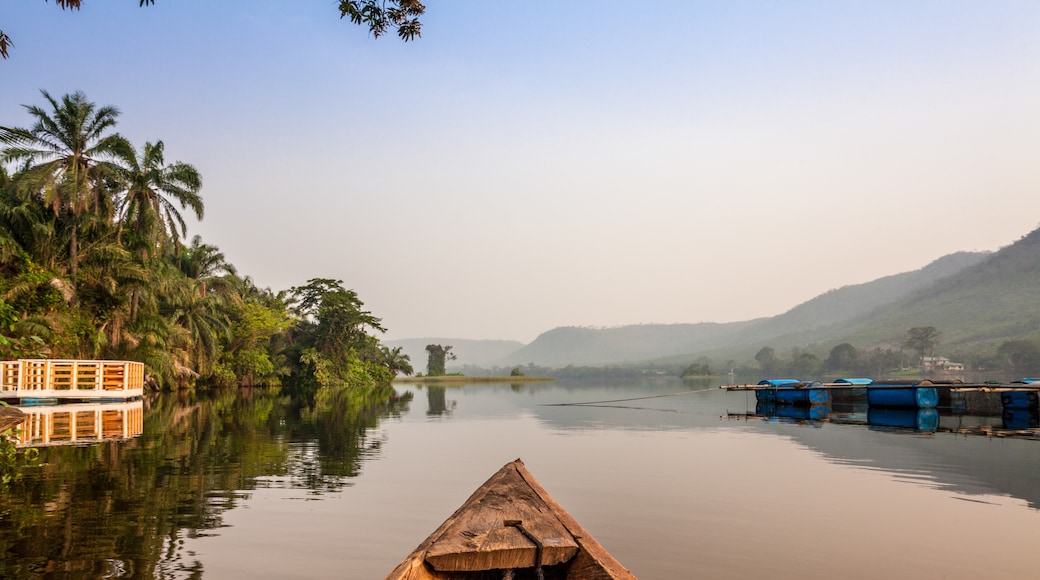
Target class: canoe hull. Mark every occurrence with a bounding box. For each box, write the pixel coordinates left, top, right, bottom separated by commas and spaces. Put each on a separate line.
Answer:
386, 459, 636, 580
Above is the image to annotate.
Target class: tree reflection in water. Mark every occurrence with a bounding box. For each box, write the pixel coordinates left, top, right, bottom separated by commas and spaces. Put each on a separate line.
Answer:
0, 384, 411, 578
425, 386, 455, 417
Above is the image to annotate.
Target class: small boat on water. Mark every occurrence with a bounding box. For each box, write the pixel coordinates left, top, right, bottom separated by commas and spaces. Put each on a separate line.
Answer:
386, 459, 637, 580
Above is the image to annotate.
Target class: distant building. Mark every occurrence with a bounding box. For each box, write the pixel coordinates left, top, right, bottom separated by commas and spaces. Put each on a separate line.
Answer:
920, 356, 964, 372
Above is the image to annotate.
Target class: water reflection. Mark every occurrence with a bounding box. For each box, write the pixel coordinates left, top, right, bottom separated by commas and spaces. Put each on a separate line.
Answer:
0, 385, 411, 578
742, 398, 1040, 441
423, 386, 455, 417
1003, 408, 1039, 430
2, 379, 1040, 579
10, 400, 143, 447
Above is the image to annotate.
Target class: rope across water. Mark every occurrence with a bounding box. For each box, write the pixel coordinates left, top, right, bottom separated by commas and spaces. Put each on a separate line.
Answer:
541, 386, 719, 407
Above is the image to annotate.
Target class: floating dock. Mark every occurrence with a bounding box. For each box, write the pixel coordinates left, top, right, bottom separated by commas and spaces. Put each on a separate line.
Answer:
724, 378, 1040, 410
0, 359, 144, 402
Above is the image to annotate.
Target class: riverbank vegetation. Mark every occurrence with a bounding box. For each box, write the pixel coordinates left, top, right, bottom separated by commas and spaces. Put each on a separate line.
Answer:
0, 91, 409, 393
746, 331, 1040, 380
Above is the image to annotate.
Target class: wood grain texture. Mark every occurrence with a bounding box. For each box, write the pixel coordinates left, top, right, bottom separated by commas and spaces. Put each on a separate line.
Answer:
385, 459, 637, 580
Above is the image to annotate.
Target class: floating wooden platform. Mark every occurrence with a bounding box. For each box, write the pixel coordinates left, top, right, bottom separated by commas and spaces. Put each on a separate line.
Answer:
386, 458, 636, 580
724, 379, 1040, 409
0, 359, 144, 401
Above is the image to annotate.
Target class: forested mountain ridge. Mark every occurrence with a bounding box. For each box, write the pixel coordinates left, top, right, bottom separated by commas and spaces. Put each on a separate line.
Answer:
824, 227, 1040, 354
394, 226, 1037, 372
495, 249, 990, 367
733, 251, 990, 341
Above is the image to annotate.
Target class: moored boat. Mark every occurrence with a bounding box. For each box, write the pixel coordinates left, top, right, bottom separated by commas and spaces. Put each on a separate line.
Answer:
385, 459, 637, 580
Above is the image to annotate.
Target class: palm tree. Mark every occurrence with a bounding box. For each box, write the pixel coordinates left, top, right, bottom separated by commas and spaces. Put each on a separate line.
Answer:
115, 140, 203, 259
379, 346, 413, 377
166, 281, 231, 383
0, 90, 128, 288
174, 235, 237, 297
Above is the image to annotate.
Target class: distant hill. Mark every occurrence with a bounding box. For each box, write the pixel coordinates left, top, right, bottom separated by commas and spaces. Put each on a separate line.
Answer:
686, 228, 1039, 363
497, 249, 990, 367
826, 227, 1040, 354
498, 321, 760, 367
731, 251, 990, 341
383, 338, 525, 371
388, 226, 1039, 370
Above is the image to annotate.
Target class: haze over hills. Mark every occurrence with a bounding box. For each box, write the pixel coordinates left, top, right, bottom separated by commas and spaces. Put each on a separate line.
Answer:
390, 225, 1040, 371
384, 338, 525, 372
499, 250, 990, 367
825, 226, 1040, 354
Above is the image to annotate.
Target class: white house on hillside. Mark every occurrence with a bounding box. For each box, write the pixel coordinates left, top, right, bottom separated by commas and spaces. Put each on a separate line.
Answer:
920, 356, 965, 372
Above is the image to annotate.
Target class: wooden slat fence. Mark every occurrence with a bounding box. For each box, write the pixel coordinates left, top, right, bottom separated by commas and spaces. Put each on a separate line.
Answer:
0, 359, 144, 400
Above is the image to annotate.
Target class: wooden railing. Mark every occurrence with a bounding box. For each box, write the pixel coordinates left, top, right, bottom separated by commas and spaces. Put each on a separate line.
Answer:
0, 359, 144, 400
7, 400, 144, 447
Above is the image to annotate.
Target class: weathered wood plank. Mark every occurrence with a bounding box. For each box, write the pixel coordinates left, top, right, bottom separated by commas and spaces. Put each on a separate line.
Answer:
424, 463, 579, 571
512, 460, 637, 580
385, 459, 637, 580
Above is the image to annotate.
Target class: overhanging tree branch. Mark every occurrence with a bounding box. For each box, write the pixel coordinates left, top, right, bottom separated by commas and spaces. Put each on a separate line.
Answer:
2, 0, 419, 59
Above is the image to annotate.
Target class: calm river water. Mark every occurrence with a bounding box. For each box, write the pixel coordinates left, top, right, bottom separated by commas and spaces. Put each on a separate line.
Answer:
2, 378, 1040, 579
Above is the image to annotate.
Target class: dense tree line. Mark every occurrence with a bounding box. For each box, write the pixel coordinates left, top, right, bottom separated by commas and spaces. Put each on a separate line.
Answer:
0, 90, 410, 392
750, 333, 1040, 379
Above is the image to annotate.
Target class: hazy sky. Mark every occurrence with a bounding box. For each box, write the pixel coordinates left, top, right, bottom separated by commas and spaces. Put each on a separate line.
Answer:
3, 1, 1038, 343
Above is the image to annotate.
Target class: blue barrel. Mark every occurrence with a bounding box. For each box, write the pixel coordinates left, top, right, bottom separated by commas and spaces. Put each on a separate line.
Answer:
777, 383, 830, 406
755, 379, 802, 403
774, 388, 809, 405
777, 405, 830, 420
755, 401, 829, 420
867, 386, 938, 408
1002, 409, 1039, 430
755, 401, 777, 415
914, 387, 940, 408
755, 389, 775, 403
1001, 391, 1039, 410
868, 408, 940, 431
834, 378, 874, 385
